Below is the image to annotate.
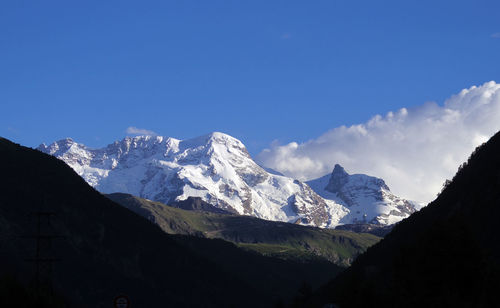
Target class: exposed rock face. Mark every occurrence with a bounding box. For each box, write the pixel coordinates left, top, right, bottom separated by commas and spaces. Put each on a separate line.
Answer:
307, 165, 419, 225
325, 164, 351, 194
38, 133, 419, 228
38, 133, 332, 227
289, 180, 330, 226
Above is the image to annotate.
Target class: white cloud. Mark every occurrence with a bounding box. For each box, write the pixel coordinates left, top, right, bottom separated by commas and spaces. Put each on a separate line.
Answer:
257, 81, 500, 203
125, 126, 158, 136
491, 32, 500, 38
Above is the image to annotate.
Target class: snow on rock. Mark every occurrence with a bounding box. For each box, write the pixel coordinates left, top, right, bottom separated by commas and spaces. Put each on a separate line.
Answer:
307, 164, 418, 225
38, 133, 418, 227
38, 133, 335, 227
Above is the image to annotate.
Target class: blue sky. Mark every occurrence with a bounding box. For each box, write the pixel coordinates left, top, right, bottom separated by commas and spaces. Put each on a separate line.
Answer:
2, 0, 500, 156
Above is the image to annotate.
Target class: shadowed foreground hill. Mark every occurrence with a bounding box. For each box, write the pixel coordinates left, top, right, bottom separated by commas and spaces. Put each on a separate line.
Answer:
0, 137, 342, 307
106, 193, 380, 266
309, 131, 500, 308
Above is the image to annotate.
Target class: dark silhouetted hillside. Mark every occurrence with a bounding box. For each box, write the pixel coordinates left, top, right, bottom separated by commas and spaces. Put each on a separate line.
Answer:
0, 137, 342, 307
308, 132, 500, 307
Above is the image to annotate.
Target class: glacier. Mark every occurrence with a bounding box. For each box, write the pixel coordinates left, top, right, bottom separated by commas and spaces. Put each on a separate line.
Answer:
38, 132, 420, 228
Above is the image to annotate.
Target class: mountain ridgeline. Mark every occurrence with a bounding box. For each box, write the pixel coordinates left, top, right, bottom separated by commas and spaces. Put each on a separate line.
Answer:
38, 133, 419, 228
0, 137, 344, 307
3, 128, 498, 307
308, 131, 500, 307
306, 164, 420, 225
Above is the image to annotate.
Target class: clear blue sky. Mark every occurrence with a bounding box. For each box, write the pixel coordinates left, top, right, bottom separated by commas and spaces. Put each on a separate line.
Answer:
2, 0, 500, 155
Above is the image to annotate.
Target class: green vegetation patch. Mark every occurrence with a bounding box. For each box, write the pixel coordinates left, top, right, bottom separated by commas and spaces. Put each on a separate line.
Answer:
108, 193, 381, 267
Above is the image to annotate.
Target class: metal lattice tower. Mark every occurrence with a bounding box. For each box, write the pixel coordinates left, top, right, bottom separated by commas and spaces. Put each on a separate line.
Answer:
23, 210, 62, 295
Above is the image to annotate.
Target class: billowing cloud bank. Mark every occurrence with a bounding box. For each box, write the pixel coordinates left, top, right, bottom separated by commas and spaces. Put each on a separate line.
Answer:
258, 81, 500, 203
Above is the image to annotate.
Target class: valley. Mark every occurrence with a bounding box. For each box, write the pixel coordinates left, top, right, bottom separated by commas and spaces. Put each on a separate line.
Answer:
107, 192, 380, 266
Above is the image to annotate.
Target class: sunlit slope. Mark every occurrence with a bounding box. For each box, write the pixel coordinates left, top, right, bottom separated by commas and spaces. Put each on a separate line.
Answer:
107, 193, 380, 266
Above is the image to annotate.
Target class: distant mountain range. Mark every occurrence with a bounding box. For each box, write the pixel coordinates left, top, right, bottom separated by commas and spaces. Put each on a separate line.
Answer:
38, 132, 421, 227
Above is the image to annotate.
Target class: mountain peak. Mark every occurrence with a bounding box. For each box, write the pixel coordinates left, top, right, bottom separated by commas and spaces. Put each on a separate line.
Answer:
186, 132, 243, 146
37, 137, 80, 155
307, 163, 415, 224
120, 135, 168, 144
53, 137, 76, 147
180, 132, 250, 159
326, 164, 349, 193
208, 131, 233, 139
39, 133, 416, 228
39, 133, 333, 227
332, 164, 348, 176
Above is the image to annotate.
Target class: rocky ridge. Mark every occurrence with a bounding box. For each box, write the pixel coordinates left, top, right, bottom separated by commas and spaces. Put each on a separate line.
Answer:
38, 133, 419, 227
307, 164, 420, 225
38, 133, 340, 227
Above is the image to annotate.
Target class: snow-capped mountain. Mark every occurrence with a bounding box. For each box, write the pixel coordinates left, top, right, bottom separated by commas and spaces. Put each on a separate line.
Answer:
38, 133, 344, 227
38, 132, 419, 227
307, 164, 420, 225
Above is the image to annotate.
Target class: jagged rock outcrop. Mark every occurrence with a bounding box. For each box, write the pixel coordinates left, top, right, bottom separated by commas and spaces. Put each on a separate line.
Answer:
307, 164, 420, 225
